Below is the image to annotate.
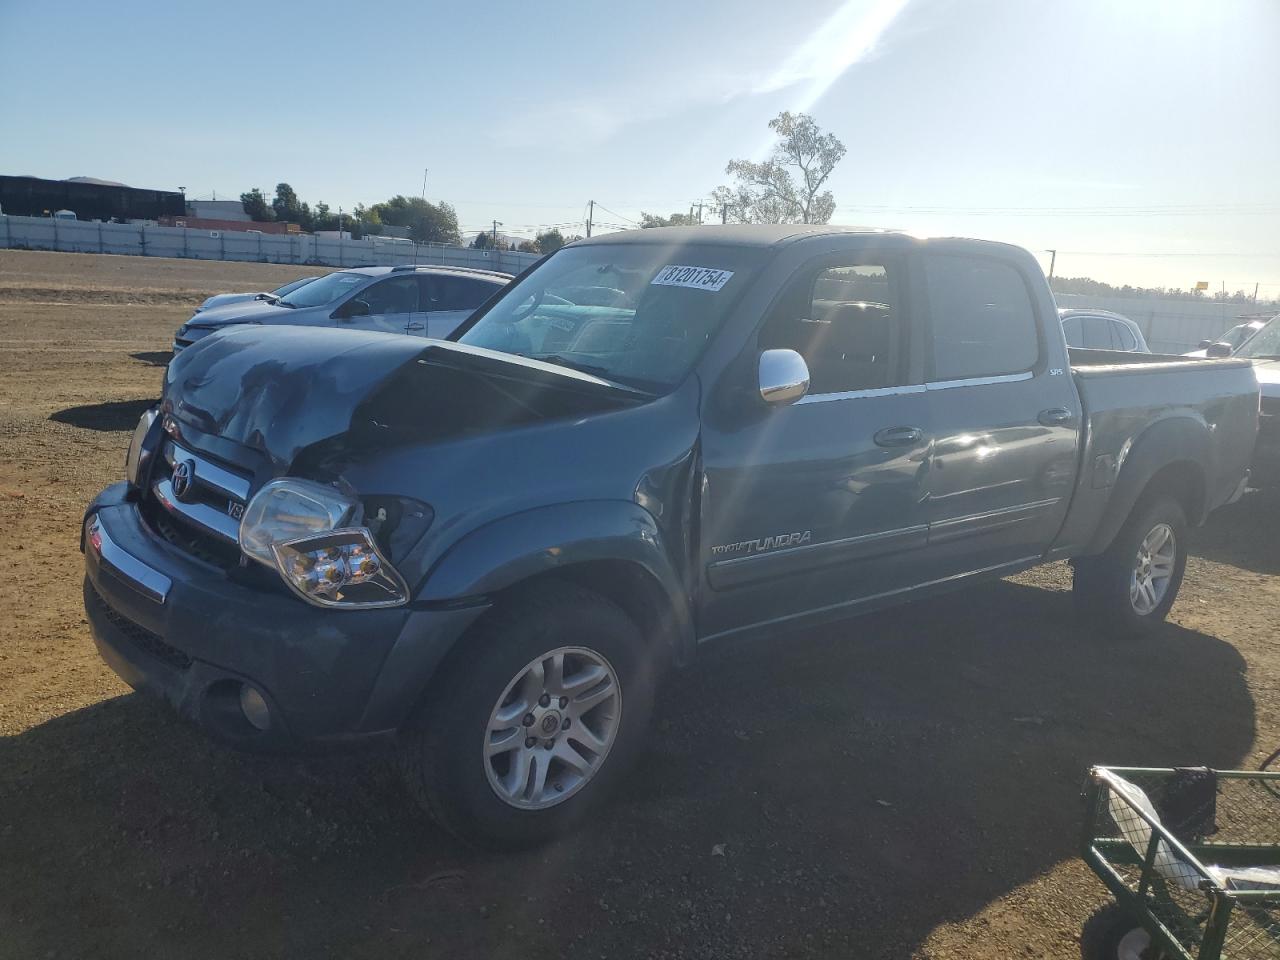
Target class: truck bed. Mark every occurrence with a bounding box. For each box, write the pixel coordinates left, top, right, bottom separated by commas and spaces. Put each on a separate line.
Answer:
1049, 349, 1259, 558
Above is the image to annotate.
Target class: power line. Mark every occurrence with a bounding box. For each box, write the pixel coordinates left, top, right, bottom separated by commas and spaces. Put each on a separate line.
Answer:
592, 203, 639, 226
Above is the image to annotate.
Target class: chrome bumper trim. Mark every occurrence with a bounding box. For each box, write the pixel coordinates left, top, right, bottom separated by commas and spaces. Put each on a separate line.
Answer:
85, 514, 172, 604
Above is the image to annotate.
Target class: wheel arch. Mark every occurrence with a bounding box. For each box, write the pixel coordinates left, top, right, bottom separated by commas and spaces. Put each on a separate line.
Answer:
1084, 416, 1210, 556
417, 500, 696, 667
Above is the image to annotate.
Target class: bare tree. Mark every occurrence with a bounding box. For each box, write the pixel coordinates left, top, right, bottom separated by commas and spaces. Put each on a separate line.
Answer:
713, 112, 846, 224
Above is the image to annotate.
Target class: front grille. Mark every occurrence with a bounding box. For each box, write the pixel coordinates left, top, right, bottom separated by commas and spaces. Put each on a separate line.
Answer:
146, 501, 241, 570
146, 438, 253, 566
87, 583, 192, 670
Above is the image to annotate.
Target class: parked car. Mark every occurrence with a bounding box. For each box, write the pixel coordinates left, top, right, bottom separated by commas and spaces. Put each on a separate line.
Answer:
1058, 308, 1150, 353
84, 226, 1258, 848
1230, 313, 1280, 485
171, 264, 511, 354
1183, 318, 1269, 358
193, 275, 319, 315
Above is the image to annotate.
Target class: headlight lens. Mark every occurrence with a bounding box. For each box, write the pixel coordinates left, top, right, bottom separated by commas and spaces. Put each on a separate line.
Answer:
273, 528, 409, 608
239, 479, 409, 608
238, 479, 357, 567
125, 408, 159, 488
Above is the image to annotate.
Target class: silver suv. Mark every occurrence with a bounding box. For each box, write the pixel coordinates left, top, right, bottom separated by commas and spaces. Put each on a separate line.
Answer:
172, 265, 511, 354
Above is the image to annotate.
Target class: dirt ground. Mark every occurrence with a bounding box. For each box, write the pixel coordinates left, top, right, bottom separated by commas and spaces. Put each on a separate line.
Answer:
0, 249, 1276, 960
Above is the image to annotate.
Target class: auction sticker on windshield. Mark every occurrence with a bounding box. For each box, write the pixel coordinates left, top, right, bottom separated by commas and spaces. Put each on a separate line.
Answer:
651, 265, 735, 291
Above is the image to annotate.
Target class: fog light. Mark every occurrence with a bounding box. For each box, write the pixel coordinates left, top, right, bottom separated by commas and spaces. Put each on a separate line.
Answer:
238, 684, 271, 731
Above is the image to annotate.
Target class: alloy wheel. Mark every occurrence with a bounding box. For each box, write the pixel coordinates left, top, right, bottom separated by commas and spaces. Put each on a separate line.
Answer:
482, 646, 622, 810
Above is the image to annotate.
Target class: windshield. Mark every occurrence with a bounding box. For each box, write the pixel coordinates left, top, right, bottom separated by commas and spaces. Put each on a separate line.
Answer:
1235, 315, 1280, 359
277, 271, 366, 308
270, 276, 317, 298
455, 243, 765, 391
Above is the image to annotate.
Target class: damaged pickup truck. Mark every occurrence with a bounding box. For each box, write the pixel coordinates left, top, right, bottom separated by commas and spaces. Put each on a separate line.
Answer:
83, 226, 1259, 847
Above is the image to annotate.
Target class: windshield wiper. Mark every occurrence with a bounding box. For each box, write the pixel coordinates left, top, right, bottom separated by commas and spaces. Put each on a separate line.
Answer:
522, 353, 656, 395
527, 353, 612, 377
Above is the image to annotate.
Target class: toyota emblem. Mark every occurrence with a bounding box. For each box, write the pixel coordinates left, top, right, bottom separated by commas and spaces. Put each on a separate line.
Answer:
171, 459, 197, 501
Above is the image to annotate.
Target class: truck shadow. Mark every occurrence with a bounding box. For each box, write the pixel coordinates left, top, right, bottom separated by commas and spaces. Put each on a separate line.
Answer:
0, 579, 1256, 960
1188, 486, 1280, 576
48, 397, 158, 432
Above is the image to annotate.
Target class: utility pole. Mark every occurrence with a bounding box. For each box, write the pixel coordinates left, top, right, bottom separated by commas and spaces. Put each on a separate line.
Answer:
421, 168, 429, 201
492, 220, 502, 248
721, 202, 728, 225
1253, 282, 1259, 303
695, 201, 704, 224
586, 200, 594, 238
1046, 249, 1057, 280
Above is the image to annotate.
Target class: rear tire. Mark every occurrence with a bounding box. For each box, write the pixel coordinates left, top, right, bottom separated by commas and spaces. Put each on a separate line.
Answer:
1073, 495, 1188, 636
397, 582, 654, 849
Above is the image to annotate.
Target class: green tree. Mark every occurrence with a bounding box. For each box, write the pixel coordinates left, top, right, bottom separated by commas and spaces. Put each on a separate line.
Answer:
517, 239, 540, 253
639, 211, 701, 228
271, 182, 312, 228
534, 228, 567, 253
311, 201, 334, 230
239, 188, 275, 222
351, 203, 382, 237
370, 195, 460, 244
471, 231, 492, 249
714, 111, 846, 224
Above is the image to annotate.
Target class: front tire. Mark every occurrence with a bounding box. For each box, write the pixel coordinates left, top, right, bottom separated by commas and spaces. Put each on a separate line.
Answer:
1073, 495, 1188, 636
398, 583, 654, 849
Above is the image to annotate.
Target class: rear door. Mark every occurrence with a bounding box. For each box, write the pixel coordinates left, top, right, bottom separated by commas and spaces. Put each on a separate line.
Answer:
410, 276, 501, 338
919, 252, 1080, 576
697, 248, 933, 638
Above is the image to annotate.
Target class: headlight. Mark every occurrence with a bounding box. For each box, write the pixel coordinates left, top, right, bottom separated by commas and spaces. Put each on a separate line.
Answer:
273, 528, 409, 608
239, 479, 357, 567
238, 479, 409, 608
125, 408, 159, 488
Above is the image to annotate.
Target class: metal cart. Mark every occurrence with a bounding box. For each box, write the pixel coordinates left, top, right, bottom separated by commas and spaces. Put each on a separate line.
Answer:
1082, 764, 1280, 959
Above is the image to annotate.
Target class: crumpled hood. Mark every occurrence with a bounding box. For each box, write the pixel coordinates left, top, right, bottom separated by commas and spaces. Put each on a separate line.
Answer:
163, 325, 642, 472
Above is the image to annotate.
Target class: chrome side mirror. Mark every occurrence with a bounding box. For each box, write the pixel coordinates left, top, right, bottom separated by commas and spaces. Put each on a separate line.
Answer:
758, 349, 810, 405
1205, 341, 1233, 358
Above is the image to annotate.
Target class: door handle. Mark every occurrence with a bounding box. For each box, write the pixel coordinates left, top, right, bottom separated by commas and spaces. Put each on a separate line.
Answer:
874, 426, 923, 447
405, 322, 425, 331
1038, 407, 1074, 426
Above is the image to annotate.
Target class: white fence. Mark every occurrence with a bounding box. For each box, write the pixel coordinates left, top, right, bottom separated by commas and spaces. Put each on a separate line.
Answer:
0, 214, 539, 275
1054, 292, 1271, 354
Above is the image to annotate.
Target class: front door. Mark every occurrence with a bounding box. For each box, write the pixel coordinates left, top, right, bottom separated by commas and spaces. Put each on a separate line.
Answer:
337, 275, 421, 335
918, 252, 1080, 577
698, 251, 932, 639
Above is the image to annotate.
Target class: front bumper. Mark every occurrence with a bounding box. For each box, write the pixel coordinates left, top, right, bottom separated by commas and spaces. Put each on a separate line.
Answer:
82, 483, 487, 751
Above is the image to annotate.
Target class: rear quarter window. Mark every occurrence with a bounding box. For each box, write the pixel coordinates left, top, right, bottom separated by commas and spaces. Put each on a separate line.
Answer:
925, 255, 1039, 381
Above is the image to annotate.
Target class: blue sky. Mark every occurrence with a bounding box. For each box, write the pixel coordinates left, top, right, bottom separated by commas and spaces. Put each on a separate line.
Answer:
2, 0, 1277, 292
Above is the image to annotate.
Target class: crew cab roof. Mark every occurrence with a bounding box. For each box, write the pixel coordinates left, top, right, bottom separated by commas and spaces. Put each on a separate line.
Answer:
571, 224, 913, 248
569, 226, 1040, 265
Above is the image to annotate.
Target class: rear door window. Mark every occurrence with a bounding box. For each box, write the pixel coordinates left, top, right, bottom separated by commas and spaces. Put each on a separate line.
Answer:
422, 276, 503, 311
924, 255, 1040, 381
